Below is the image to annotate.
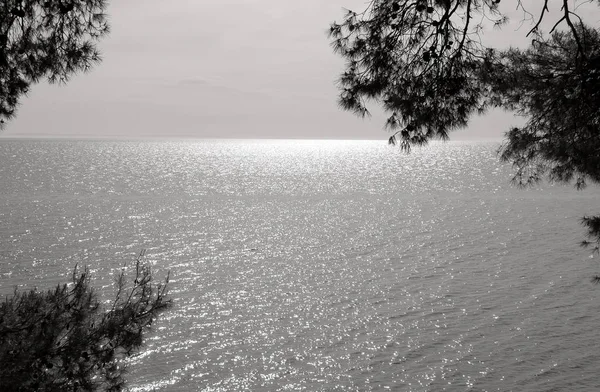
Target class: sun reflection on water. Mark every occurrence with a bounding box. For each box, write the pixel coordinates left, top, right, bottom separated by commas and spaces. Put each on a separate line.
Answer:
1, 139, 600, 390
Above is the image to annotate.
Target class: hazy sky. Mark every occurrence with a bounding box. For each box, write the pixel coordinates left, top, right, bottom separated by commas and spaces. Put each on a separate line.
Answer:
1, 0, 595, 140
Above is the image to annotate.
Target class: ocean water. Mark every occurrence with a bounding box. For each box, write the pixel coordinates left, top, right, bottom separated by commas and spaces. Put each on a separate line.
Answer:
1, 138, 599, 391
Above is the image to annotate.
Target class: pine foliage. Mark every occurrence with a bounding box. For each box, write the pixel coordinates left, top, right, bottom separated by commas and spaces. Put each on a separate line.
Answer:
330, 1, 600, 256
0, 252, 171, 391
0, 0, 109, 128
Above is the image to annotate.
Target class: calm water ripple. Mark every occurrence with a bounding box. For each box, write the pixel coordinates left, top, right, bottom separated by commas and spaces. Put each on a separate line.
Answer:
1, 139, 599, 391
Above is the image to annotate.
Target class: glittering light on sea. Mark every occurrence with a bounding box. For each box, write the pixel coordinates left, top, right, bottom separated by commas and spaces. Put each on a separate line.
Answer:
1, 139, 599, 391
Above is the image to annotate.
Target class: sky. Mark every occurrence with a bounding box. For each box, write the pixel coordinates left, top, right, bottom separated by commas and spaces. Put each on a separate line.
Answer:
1, 0, 596, 141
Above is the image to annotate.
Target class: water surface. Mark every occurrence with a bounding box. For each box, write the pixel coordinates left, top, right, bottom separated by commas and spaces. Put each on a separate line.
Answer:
1, 139, 599, 391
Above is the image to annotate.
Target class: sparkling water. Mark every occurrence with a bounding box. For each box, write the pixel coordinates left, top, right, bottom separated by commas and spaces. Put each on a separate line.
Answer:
1, 139, 599, 391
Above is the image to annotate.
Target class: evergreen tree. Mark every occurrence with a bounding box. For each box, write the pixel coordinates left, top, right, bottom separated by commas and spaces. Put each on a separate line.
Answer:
330, 1, 600, 255
0, 0, 109, 128
0, 251, 171, 391
0, 3, 173, 389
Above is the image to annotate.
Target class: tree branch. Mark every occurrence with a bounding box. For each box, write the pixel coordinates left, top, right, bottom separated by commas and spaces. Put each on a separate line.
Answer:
527, 0, 550, 37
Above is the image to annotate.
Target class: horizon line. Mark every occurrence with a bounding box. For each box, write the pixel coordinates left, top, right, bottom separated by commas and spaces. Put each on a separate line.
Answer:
0, 134, 504, 143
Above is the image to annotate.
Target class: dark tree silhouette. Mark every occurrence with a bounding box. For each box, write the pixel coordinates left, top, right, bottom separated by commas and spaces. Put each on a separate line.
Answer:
0, 251, 171, 391
0, 0, 109, 128
0, 4, 174, 389
330, 1, 600, 257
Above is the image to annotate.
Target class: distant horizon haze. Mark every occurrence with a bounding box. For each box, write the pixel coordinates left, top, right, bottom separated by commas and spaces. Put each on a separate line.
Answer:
2, 0, 588, 141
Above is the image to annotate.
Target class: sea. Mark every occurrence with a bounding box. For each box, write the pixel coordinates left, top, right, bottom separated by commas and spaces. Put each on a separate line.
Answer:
1, 138, 599, 391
